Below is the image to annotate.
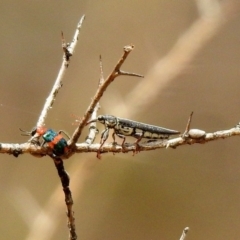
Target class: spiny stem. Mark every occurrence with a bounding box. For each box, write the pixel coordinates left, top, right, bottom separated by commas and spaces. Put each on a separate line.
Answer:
68, 44, 143, 149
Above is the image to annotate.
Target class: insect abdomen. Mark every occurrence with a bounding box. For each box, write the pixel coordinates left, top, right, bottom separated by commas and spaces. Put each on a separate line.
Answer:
118, 118, 180, 136
43, 129, 68, 156
135, 129, 171, 139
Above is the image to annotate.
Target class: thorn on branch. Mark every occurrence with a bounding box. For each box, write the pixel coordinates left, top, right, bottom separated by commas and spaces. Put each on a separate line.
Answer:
99, 55, 104, 85
182, 112, 206, 139
184, 111, 194, 135
118, 70, 144, 78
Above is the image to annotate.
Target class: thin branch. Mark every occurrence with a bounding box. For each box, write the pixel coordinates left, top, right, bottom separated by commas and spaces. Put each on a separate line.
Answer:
69, 125, 240, 154
85, 55, 104, 145
4, 123, 240, 157
179, 227, 189, 240
84, 106, 99, 145
67, 16, 85, 57
68, 45, 143, 149
118, 70, 144, 78
184, 112, 193, 133
76, 125, 240, 153
36, 15, 85, 128
53, 157, 77, 240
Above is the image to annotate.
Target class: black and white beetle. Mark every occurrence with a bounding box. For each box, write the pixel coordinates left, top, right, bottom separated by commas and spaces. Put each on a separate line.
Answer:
87, 115, 180, 158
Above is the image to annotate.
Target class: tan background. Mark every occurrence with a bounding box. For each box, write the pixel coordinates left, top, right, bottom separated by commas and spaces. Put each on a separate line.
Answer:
0, 1, 240, 239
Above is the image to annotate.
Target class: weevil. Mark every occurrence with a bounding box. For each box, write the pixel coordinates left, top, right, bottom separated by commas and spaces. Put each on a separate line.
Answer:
20, 126, 69, 157
86, 115, 180, 158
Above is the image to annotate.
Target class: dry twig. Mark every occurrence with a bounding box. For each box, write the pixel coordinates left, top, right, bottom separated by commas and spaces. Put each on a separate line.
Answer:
53, 157, 77, 240
36, 15, 85, 128
68, 45, 143, 150
2, 122, 239, 156
84, 55, 104, 145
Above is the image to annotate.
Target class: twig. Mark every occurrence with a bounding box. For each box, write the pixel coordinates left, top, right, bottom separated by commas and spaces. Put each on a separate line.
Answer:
98, 55, 105, 85
184, 112, 194, 134
2, 123, 240, 157
84, 105, 99, 145
36, 15, 85, 128
74, 124, 240, 154
85, 55, 104, 145
67, 16, 85, 57
68, 45, 143, 149
53, 157, 77, 240
179, 227, 189, 240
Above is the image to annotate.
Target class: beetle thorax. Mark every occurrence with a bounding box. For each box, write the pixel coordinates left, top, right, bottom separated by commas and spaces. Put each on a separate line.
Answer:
36, 126, 47, 136
98, 115, 118, 128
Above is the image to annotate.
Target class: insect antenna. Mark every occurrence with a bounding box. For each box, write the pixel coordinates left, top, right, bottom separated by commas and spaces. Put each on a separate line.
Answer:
19, 128, 32, 136
19, 127, 37, 136
58, 130, 71, 140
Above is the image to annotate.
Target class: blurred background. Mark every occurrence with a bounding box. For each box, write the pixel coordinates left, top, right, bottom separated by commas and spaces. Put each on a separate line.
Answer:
0, 0, 240, 239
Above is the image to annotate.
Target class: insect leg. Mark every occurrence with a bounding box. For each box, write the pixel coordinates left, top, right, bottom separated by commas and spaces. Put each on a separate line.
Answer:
58, 130, 70, 139
112, 131, 116, 144
40, 140, 46, 147
97, 127, 109, 159
115, 133, 126, 149
19, 128, 32, 136
133, 132, 144, 154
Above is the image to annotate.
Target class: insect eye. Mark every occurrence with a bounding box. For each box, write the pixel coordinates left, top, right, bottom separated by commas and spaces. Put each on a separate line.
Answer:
31, 127, 37, 136
98, 116, 105, 123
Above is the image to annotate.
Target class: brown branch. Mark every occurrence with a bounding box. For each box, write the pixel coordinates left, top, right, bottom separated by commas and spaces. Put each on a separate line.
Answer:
52, 157, 77, 240
68, 45, 143, 149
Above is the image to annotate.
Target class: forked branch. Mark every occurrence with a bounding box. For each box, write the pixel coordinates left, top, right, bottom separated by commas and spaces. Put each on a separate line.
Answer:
68, 45, 144, 150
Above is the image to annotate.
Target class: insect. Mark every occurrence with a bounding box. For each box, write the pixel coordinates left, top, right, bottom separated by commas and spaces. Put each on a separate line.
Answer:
20, 126, 69, 157
87, 115, 180, 158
